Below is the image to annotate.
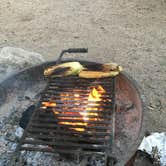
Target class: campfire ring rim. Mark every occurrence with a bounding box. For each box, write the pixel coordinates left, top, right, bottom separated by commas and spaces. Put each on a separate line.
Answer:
0, 59, 147, 166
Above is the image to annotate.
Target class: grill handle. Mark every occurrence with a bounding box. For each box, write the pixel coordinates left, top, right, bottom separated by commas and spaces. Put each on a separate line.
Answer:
67, 48, 88, 53
56, 48, 88, 64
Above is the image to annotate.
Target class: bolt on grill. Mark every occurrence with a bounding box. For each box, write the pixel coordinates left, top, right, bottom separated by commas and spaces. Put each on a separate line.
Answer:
16, 74, 116, 158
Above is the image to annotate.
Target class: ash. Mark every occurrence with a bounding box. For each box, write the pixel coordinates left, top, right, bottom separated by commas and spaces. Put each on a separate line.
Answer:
0, 93, 105, 166
18, 151, 105, 166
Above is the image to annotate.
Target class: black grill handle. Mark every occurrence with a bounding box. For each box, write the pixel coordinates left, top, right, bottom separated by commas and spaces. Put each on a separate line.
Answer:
67, 48, 88, 53
56, 48, 88, 64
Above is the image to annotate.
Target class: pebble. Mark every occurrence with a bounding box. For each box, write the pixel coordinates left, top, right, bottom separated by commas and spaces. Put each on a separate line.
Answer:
15, 127, 23, 138
5, 132, 16, 142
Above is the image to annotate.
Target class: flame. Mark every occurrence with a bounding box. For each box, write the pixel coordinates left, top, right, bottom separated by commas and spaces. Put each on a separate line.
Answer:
80, 85, 106, 121
42, 86, 106, 132
59, 85, 106, 132
41, 101, 56, 109
89, 85, 106, 101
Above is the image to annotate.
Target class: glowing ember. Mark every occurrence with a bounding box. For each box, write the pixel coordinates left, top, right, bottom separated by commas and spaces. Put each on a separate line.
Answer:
41, 85, 106, 132
80, 85, 106, 121
41, 101, 56, 109
57, 85, 106, 132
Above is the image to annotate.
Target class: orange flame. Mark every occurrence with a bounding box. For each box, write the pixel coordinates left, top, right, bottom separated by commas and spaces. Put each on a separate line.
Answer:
58, 85, 106, 131
41, 101, 56, 109
41, 86, 106, 132
80, 85, 106, 121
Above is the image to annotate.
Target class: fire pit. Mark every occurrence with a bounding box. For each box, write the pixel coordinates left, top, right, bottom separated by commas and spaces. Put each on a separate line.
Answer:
0, 49, 145, 166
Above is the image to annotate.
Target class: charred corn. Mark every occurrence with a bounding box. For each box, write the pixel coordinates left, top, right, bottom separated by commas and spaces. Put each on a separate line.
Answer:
79, 70, 119, 78
44, 62, 85, 77
102, 63, 123, 72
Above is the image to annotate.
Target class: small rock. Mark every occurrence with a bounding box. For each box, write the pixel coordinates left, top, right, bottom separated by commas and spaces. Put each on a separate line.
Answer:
17, 96, 23, 101
24, 96, 31, 100
148, 106, 154, 111
5, 132, 16, 142
15, 127, 24, 138
74, 36, 79, 39
10, 143, 17, 151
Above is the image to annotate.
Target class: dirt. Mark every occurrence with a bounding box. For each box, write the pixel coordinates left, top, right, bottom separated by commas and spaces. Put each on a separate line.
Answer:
0, 0, 165, 134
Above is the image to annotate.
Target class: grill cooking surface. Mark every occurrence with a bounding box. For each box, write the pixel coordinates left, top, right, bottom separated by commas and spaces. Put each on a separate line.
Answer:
18, 75, 115, 158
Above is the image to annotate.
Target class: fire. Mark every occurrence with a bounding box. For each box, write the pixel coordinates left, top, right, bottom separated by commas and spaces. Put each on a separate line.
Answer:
80, 85, 106, 121
41, 101, 56, 109
58, 85, 106, 132
89, 85, 106, 101
41, 85, 106, 132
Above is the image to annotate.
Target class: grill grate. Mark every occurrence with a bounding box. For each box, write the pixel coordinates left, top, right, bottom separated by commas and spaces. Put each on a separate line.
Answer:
17, 75, 116, 159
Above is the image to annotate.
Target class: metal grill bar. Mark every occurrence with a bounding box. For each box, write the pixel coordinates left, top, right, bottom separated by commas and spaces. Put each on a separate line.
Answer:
40, 105, 113, 109
22, 140, 108, 149
20, 147, 105, 154
30, 123, 111, 130
25, 134, 108, 143
27, 128, 111, 137
17, 72, 115, 161
42, 99, 111, 103
40, 114, 108, 119
32, 117, 112, 125
40, 108, 112, 113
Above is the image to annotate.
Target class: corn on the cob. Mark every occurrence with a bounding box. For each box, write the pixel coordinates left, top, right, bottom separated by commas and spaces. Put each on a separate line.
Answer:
102, 63, 123, 72
44, 62, 85, 77
44, 61, 123, 79
78, 62, 123, 78
79, 70, 119, 78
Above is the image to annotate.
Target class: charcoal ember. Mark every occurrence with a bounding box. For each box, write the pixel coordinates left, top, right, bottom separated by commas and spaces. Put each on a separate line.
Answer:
19, 105, 35, 129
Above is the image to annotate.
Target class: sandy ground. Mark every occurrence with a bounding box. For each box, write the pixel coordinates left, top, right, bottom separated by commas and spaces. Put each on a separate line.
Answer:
0, 0, 166, 133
